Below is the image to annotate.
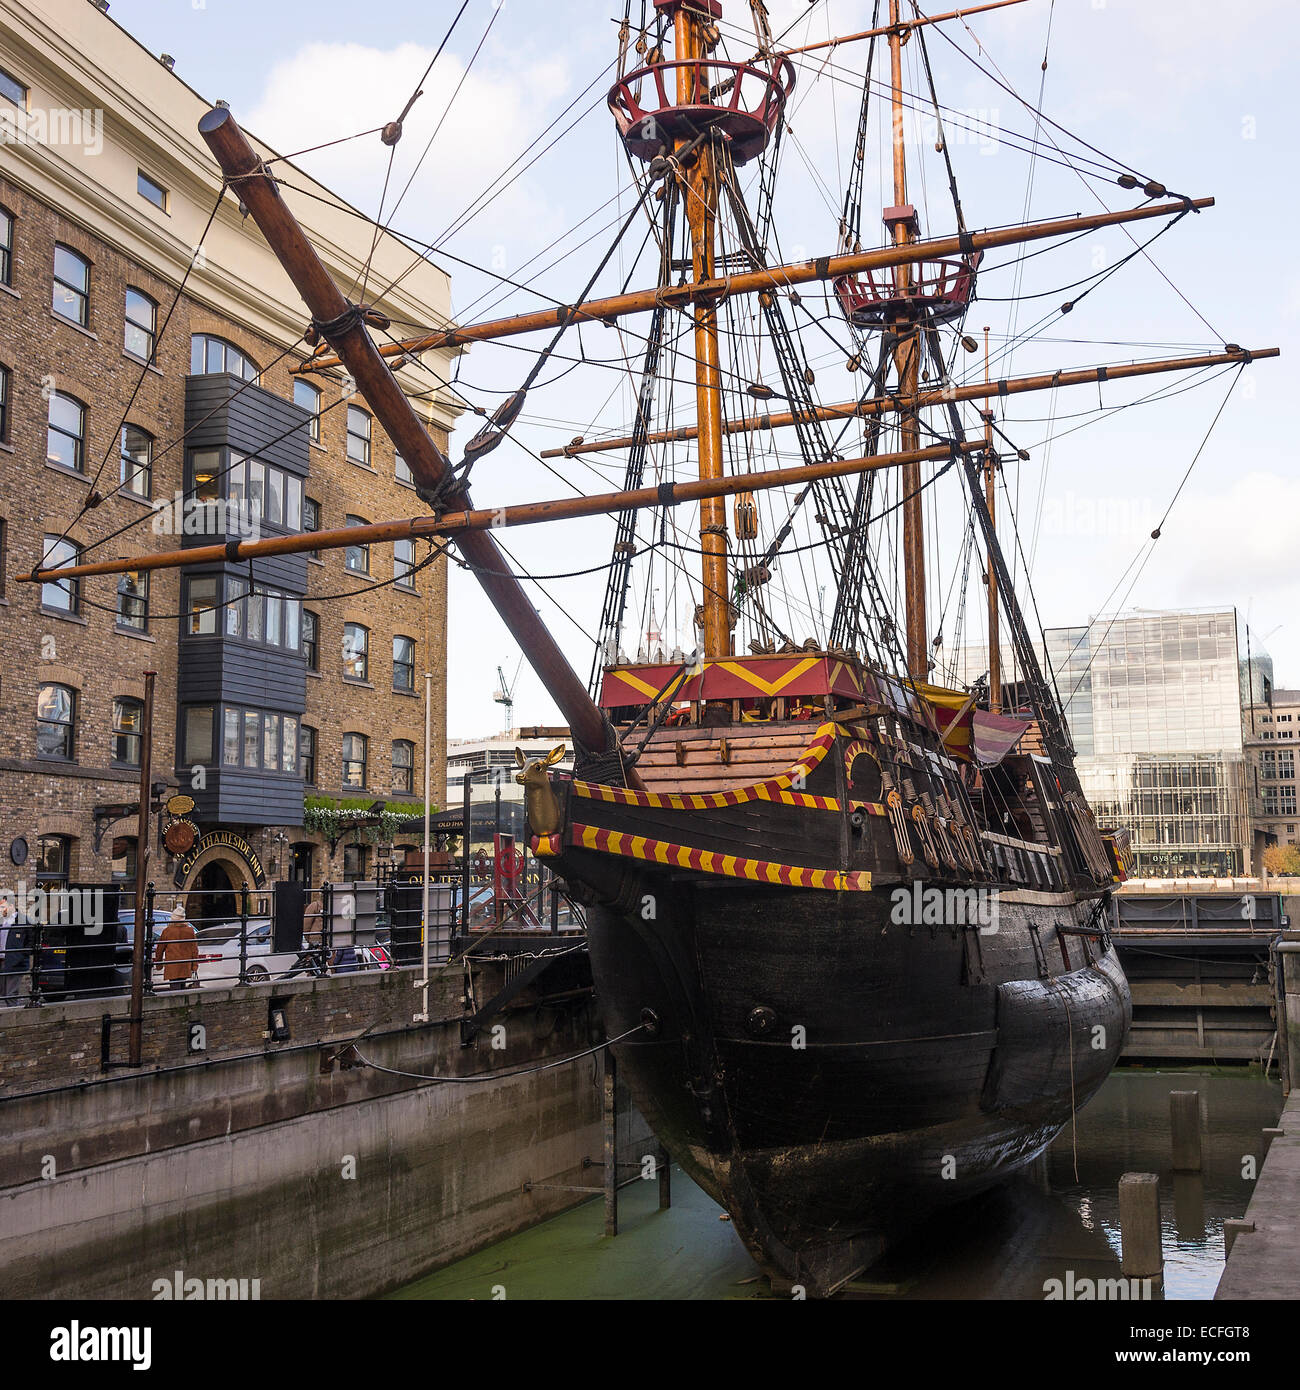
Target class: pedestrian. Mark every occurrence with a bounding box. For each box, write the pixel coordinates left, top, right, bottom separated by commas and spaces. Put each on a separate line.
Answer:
0, 895, 33, 1006
303, 896, 323, 949
153, 904, 199, 990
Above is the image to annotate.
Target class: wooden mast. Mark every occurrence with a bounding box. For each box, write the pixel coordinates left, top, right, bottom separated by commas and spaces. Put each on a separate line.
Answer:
195, 106, 611, 756
675, 0, 731, 660
540, 348, 1276, 458
27, 439, 984, 586
888, 0, 927, 679
983, 326, 1001, 712
294, 198, 1214, 372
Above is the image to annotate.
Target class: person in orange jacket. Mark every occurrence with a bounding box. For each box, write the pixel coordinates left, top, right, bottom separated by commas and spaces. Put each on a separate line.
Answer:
153, 904, 199, 989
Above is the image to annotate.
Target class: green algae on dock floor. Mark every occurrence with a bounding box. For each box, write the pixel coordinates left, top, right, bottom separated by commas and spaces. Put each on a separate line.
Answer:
388, 1166, 761, 1301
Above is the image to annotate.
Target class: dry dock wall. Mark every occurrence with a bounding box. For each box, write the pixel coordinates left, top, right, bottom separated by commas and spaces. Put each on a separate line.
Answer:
0, 965, 652, 1299
1215, 1090, 1300, 1299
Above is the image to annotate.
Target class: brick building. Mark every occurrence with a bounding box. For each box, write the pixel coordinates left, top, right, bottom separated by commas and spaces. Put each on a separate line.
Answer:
0, 0, 459, 916
1245, 686, 1300, 857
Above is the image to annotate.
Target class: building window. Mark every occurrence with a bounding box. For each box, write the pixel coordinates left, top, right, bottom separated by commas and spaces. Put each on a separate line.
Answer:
35, 835, 70, 886
342, 623, 369, 682
301, 610, 319, 671
294, 378, 320, 444
216, 576, 300, 649
52, 245, 90, 326
0, 67, 26, 110
117, 569, 148, 631
186, 575, 219, 635
300, 725, 317, 786
281, 715, 299, 775
47, 391, 86, 471
262, 712, 283, 773
137, 170, 168, 211
223, 707, 240, 767
112, 697, 144, 766
208, 704, 300, 774
290, 842, 315, 885
111, 836, 138, 882
303, 497, 321, 559
394, 538, 416, 589
190, 334, 259, 382
392, 740, 414, 795
343, 842, 369, 880
189, 450, 222, 531
346, 406, 371, 466
342, 733, 368, 789
226, 455, 302, 531
124, 289, 157, 362
0, 363, 10, 444
395, 451, 413, 486
0, 209, 12, 286
120, 425, 152, 498
393, 635, 416, 692
37, 683, 76, 760
40, 535, 80, 613
345, 516, 370, 574
183, 706, 214, 764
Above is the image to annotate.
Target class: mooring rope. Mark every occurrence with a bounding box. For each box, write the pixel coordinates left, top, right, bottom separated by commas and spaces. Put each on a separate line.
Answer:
351, 1024, 644, 1086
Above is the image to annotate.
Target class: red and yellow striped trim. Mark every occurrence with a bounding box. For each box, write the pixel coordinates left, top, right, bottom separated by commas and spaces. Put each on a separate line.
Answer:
571, 722, 841, 811
530, 833, 561, 857
570, 823, 872, 891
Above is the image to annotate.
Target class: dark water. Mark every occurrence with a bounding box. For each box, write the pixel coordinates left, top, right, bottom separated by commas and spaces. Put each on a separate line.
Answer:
391, 1069, 1281, 1301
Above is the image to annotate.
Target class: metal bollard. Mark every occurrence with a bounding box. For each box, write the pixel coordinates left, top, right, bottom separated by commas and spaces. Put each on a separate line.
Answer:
26, 918, 44, 1007
238, 883, 249, 985
142, 882, 157, 996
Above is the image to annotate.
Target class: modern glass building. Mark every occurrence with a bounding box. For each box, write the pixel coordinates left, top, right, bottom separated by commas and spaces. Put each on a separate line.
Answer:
1044, 609, 1256, 877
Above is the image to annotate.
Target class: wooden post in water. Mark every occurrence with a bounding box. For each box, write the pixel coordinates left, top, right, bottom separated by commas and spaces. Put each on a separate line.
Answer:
1170, 1090, 1202, 1172
1118, 1172, 1163, 1279
604, 1047, 618, 1237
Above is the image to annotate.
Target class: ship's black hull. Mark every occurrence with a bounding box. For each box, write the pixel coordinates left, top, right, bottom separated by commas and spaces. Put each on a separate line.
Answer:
578, 868, 1131, 1295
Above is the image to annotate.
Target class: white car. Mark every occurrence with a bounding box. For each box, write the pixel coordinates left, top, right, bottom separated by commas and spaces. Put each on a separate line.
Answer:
194, 921, 390, 986
194, 920, 312, 987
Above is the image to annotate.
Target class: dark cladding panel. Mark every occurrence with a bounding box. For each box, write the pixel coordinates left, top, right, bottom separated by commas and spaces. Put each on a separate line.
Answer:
178, 637, 307, 713
189, 769, 305, 828
185, 372, 312, 475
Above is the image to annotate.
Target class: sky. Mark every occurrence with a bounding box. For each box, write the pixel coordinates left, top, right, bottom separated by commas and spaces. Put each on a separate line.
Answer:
107, 0, 1300, 737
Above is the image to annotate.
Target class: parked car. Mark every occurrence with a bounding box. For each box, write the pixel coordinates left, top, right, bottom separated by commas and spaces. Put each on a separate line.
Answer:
37, 908, 172, 1001
195, 920, 390, 986
194, 920, 289, 986
119, 909, 174, 995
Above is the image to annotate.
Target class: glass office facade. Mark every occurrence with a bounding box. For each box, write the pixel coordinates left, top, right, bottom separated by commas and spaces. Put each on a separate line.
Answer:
1044, 611, 1251, 877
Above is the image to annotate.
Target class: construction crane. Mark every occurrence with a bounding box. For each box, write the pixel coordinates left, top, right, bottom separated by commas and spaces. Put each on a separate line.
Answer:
493, 657, 522, 733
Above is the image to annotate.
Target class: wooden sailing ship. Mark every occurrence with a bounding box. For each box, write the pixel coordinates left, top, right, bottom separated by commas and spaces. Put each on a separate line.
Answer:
30, 0, 1278, 1295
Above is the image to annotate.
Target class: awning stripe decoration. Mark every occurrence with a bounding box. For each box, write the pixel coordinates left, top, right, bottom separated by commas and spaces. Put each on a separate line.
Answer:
599, 655, 870, 707
569, 823, 873, 892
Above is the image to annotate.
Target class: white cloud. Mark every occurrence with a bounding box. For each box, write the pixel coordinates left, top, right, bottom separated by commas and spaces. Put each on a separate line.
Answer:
244, 39, 578, 298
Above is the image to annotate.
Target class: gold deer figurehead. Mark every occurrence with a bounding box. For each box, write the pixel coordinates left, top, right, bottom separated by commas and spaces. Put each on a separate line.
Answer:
514, 744, 567, 836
